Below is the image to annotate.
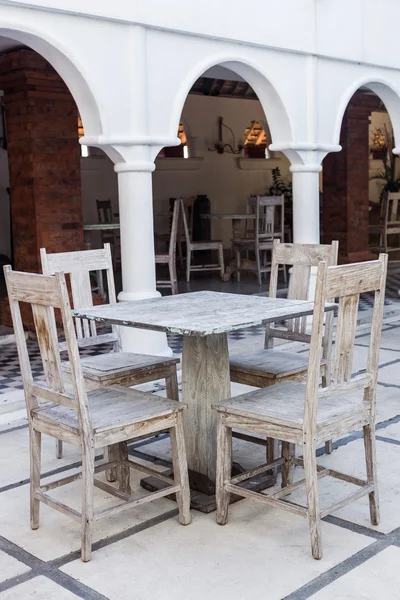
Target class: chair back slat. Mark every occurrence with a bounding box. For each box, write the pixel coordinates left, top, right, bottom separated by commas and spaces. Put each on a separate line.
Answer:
266, 240, 338, 346
330, 294, 359, 385
31, 303, 65, 393
3, 267, 89, 421
169, 199, 180, 256
40, 244, 120, 351
304, 254, 388, 434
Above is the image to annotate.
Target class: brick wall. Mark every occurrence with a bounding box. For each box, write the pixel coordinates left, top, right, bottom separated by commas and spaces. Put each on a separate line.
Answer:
0, 49, 84, 328
322, 92, 382, 263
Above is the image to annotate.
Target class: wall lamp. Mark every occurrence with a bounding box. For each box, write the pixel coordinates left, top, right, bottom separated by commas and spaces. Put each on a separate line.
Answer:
208, 116, 243, 155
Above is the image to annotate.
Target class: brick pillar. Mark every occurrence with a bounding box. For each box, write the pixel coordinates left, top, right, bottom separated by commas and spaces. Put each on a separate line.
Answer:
322, 92, 383, 263
0, 49, 83, 327
0, 49, 83, 273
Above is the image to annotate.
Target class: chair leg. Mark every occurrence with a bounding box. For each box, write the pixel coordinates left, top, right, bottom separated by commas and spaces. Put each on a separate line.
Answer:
216, 414, 232, 525
169, 259, 178, 295
321, 373, 333, 454
255, 248, 262, 286
266, 438, 278, 477
235, 248, 241, 283
186, 249, 191, 282
56, 439, 63, 459
303, 442, 322, 560
281, 442, 295, 488
170, 413, 191, 525
218, 245, 225, 280
324, 440, 333, 454
81, 444, 95, 562
30, 428, 41, 530
363, 423, 380, 525
104, 444, 119, 482
178, 240, 184, 269
165, 365, 179, 400
118, 441, 131, 495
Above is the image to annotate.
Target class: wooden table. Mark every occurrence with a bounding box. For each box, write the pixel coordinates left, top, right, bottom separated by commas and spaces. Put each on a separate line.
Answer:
83, 223, 120, 250
73, 291, 324, 509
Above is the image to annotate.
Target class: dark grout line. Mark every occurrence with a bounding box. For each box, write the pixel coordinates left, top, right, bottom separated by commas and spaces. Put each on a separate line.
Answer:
323, 515, 386, 540
0, 507, 179, 597
281, 538, 391, 600
376, 435, 400, 446
377, 380, 400, 389
0, 423, 28, 436
0, 454, 104, 495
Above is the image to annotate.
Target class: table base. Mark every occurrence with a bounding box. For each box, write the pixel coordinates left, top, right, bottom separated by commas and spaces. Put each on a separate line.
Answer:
141, 466, 276, 513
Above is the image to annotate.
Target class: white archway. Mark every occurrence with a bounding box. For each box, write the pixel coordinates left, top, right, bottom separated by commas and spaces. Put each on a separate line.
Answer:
334, 77, 400, 150
170, 56, 293, 148
0, 25, 103, 136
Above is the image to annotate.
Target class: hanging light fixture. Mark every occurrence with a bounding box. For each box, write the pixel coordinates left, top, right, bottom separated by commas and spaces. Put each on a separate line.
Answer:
208, 116, 243, 155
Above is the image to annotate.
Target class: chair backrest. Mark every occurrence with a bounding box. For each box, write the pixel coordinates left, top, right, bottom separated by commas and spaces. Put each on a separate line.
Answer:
248, 195, 284, 241
3, 266, 92, 437
40, 244, 120, 351
385, 192, 400, 226
180, 198, 194, 245
169, 199, 180, 257
265, 240, 339, 347
304, 254, 388, 433
96, 199, 113, 224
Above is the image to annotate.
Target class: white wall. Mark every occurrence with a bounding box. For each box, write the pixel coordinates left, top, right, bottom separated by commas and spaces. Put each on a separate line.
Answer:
153, 94, 291, 247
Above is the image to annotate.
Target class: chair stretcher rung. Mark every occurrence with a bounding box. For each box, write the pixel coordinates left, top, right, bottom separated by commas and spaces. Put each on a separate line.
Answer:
93, 485, 181, 521
126, 458, 175, 485
35, 490, 81, 522
320, 484, 374, 518
230, 457, 285, 485
225, 483, 307, 517
271, 469, 329, 500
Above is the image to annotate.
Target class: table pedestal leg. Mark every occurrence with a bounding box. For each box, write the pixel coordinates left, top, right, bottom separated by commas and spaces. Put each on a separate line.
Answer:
182, 333, 230, 483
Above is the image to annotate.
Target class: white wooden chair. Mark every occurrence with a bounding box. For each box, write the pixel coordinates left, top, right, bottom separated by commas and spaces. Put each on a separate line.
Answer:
215, 254, 387, 560
230, 240, 339, 455
369, 191, 400, 253
96, 199, 120, 267
234, 195, 285, 285
4, 266, 191, 562
180, 198, 225, 282
40, 244, 180, 459
155, 198, 180, 294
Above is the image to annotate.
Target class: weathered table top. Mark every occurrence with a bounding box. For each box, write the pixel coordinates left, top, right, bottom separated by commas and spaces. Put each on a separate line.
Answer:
73, 290, 329, 337
83, 223, 120, 231
200, 213, 256, 220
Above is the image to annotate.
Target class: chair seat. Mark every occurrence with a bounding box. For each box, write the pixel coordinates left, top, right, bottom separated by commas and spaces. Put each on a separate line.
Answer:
216, 380, 370, 439
190, 240, 222, 250
32, 387, 184, 443
61, 352, 179, 386
230, 349, 316, 380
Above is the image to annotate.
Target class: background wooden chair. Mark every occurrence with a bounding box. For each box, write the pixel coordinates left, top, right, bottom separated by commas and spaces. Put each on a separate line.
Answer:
180, 198, 225, 282
96, 199, 120, 267
215, 254, 387, 559
4, 266, 190, 562
155, 198, 180, 294
41, 244, 180, 459
369, 191, 400, 253
230, 239, 338, 455
234, 195, 285, 285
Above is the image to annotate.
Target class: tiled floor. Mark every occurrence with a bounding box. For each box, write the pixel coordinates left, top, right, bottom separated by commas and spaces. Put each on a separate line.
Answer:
1, 314, 400, 598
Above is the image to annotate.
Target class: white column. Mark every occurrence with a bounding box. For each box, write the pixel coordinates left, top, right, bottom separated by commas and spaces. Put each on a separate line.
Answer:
290, 164, 322, 300
115, 161, 172, 356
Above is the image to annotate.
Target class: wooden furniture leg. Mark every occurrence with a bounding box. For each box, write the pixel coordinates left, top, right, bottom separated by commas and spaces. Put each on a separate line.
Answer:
216, 414, 232, 525
182, 333, 230, 484
170, 412, 192, 525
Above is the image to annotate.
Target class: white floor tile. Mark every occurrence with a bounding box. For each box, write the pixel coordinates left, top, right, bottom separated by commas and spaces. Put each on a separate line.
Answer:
0, 468, 176, 561
0, 550, 30, 584
0, 576, 80, 599
61, 506, 371, 600
309, 546, 400, 599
